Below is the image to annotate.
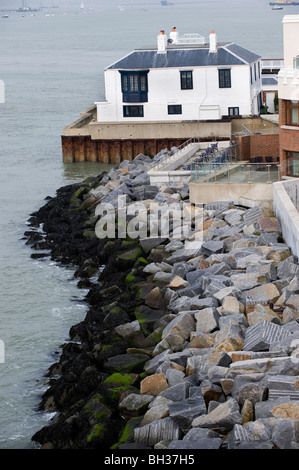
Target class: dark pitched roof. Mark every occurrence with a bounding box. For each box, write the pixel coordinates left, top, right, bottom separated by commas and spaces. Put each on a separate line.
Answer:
225, 43, 261, 64
107, 43, 261, 70
262, 76, 278, 85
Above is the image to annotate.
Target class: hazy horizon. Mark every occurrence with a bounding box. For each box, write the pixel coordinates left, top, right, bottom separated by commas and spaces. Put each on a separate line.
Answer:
0, 0, 223, 10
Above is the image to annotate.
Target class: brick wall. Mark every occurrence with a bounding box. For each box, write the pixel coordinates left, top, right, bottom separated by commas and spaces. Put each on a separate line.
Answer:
237, 133, 279, 161
279, 98, 299, 176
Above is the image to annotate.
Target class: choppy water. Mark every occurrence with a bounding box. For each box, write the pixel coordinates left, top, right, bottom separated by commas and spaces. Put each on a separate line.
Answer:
0, 0, 296, 449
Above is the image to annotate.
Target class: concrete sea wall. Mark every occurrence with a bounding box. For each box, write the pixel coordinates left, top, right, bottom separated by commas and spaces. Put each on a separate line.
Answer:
273, 179, 299, 258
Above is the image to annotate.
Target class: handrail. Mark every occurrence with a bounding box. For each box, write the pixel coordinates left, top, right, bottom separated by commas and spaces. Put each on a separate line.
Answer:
191, 162, 280, 184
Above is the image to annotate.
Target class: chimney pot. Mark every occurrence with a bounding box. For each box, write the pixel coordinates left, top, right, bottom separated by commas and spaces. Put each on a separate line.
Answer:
209, 30, 217, 53
169, 26, 179, 44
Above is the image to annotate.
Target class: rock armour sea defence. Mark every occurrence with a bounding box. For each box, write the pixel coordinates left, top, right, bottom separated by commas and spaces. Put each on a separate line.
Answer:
25, 150, 299, 449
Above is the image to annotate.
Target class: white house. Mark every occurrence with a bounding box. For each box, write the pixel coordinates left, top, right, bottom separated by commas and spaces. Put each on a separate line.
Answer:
95, 28, 263, 123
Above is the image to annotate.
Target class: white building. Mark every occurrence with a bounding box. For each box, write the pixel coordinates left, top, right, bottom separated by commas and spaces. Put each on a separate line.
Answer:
95, 28, 263, 123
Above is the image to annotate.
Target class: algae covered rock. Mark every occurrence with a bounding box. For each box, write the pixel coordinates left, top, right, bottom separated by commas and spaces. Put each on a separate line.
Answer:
116, 247, 143, 270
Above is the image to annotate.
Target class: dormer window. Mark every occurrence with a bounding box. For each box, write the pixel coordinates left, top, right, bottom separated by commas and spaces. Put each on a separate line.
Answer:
120, 70, 149, 103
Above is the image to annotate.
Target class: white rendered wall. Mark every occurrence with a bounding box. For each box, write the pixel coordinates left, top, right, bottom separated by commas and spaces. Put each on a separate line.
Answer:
96, 62, 260, 122
278, 15, 299, 101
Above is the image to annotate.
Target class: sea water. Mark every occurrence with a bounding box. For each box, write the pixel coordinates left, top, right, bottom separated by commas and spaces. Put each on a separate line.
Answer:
0, 0, 295, 449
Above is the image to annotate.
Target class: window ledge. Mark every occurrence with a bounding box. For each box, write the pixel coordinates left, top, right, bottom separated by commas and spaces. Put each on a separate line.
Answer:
281, 125, 299, 131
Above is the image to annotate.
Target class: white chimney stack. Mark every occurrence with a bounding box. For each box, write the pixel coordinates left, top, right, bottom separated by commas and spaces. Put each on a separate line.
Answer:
157, 30, 167, 53
209, 30, 217, 53
169, 26, 179, 44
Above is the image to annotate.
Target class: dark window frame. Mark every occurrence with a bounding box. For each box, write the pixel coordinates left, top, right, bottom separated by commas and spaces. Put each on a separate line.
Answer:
228, 106, 239, 116
120, 70, 149, 103
286, 100, 299, 126
218, 68, 231, 88
168, 104, 182, 115
123, 105, 144, 118
180, 70, 193, 90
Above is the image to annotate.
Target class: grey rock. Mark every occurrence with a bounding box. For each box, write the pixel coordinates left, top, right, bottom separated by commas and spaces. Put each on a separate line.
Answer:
229, 355, 299, 376
167, 245, 202, 264
195, 308, 220, 333
171, 261, 193, 278
192, 398, 242, 431
243, 206, 263, 226
277, 257, 298, 280
227, 423, 250, 449
168, 296, 191, 313
203, 280, 227, 297
134, 417, 182, 447
230, 272, 269, 291
269, 330, 299, 355
213, 286, 242, 302
257, 232, 279, 246
201, 241, 226, 255
200, 274, 232, 290
140, 237, 167, 253
255, 397, 291, 420
168, 397, 206, 432
162, 312, 196, 341
176, 282, 204, 298
165, 368, 185, 388
243, 320, 291, 351
159, 382, 191, 402
183, 427, 219, 440
266, 374, 299, 401
247, 262, 277, 281
119, 393, 154, 414
204, 201, 233, 212
233, 381, 268, 406
272, 419, 299, 449
214, 319, 244, 348
246, 418, 274, 441
164, 240, 184, 253
144, 350, 172, 374
189, 297, 219, 310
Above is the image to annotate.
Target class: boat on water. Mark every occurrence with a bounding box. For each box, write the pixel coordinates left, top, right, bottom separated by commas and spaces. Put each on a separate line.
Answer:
270, 1, 299, 5
272, 4, 283, 9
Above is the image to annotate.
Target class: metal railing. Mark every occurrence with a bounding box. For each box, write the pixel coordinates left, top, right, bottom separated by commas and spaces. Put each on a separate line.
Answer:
261, 59, 284, 71
191, 162, 281, 184
177, 33, 205, 44
153, 136, 212, 171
